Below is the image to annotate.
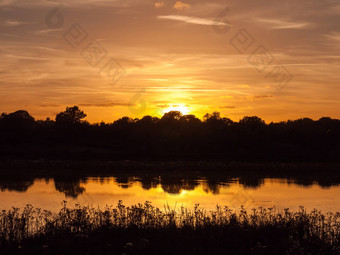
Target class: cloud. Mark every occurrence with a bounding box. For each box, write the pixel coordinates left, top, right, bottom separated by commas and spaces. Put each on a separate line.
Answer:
325, 32, 340, 41
240, 85, 250, 88
2, 20, 35, 27
79, 102, 133, 107
173, 1, 190, 10
0, 0, 15, 6
158, 15, 230, 26
249, 95, 273, 100
39, 103, 61, 107
156, 104, 170, 108
220, 105, 236, 109
254, 18, 311, 29
154, 1, 164, 8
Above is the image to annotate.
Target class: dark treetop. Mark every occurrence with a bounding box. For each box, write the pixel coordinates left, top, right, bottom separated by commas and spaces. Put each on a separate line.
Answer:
1, 106, 340, 161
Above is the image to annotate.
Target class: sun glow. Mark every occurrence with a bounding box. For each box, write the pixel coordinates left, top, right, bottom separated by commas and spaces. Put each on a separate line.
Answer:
162, 104, 190, 115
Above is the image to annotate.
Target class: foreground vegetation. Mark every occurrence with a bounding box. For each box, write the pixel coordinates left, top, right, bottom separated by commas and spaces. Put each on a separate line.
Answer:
0, 202, 339, 254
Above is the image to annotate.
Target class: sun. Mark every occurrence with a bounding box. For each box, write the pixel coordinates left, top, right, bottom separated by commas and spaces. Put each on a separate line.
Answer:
162, 104, 190, 115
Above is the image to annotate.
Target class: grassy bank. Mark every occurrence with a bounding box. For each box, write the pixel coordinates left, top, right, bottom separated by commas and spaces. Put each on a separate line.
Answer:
0, 202, 339, 254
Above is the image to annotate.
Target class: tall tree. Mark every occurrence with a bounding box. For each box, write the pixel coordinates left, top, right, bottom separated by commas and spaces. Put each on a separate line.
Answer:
55, 106, 87, 125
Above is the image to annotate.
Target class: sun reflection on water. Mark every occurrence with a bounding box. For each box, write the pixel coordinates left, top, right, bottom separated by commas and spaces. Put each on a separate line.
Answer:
0, 177, 339, 213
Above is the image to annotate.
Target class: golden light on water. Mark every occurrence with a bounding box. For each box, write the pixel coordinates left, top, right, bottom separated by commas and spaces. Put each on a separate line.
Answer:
1, 178, 340, 213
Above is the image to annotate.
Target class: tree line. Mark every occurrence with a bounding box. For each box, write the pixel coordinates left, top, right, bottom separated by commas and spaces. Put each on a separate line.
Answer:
0, 106, 340, 161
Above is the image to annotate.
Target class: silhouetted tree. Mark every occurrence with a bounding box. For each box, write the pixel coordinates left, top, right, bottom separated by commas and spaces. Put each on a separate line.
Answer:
161, 111, 182, 121
0, 110, 36, 144
55, 106, 87, 125
239, 116, 265, 128
1, 107, 340, 161
179, 114, 201, 124
113, 117, 135, 126
0, 110, 35, 125
203, 112, 221, 121
139, 115, 160, 125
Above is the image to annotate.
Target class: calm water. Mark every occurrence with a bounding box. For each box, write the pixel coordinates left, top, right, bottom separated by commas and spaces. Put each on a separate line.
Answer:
0, 175, 339, 212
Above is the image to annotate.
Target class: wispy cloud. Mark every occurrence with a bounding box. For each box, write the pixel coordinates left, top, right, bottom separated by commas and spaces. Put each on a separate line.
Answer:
158, 15, 230, 26
39, 103, 62, 108
3, 20, 34, 27
254, 18, 310, 29
325, 32, 340, 41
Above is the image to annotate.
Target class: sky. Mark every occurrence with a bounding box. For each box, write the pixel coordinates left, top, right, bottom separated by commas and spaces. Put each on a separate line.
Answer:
0, 0, 339, 123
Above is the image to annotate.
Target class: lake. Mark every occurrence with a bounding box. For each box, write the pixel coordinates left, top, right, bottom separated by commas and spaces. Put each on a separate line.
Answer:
1, 174, 339, 212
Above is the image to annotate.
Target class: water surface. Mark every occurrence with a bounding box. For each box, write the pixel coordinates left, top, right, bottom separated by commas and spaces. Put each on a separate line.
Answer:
1, 176, 339, 212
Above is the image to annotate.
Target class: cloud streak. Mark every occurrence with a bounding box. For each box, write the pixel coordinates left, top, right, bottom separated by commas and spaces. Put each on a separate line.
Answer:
254, 18, 311, 29
158, 15, 230, 26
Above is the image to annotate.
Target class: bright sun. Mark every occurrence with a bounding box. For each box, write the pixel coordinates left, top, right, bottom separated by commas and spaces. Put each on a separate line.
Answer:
163, 104, 190, 115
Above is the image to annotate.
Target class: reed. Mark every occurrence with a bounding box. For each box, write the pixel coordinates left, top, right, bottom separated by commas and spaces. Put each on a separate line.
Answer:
0, 201, 339, 254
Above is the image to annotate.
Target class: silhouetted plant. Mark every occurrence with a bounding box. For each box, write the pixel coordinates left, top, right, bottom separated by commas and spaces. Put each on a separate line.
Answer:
0, 203, 339, 254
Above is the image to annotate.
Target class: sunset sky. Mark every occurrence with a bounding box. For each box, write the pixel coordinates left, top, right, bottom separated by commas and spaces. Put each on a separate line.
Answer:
0, 0, 339, 123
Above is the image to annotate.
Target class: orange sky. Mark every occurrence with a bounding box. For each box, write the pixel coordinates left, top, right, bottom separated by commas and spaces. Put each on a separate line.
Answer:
0, 0, 339, 123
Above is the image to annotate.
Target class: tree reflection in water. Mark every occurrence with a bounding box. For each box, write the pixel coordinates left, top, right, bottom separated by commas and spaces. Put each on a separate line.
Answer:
54, 178, 86, 198
1, 172, 340, 199
0, 179, 34, 192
